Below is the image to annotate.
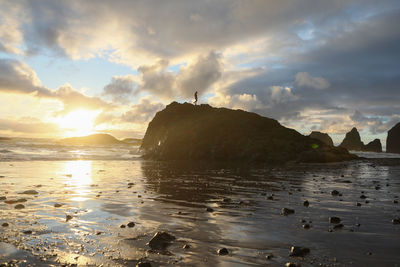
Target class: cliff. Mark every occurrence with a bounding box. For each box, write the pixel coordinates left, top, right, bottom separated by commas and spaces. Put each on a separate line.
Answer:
140, 102, 357, 163
387, 123, 400, 153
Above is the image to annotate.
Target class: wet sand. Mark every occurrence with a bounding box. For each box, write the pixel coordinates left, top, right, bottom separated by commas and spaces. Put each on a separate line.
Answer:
0, 159, 400, 266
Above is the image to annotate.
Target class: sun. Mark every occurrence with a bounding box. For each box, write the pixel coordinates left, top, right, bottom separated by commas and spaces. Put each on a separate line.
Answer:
56, 109, 100, 137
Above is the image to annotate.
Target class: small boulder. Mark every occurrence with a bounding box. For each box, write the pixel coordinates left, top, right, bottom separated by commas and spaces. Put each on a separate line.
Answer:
329, 217, 341, 224
392, 218, 400, 224
127, 222, 135, 228
136, 259, 152, 267
66, 215, 73, 222
147, 231, 176, 250
289, 246, 310, 257
14, 204, 25, 209
1, 223, 9, 227
0, 196, 6, 200
183, 244, 191, 249
281, 208, 295, 216
54, 203, 62, 208
206, 207, 214, 212
217, 247, 229, 255
303, 200, 309, 207
286, 263, 301, 267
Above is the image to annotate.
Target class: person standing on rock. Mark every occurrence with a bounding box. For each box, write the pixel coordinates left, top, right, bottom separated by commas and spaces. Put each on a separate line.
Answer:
194, 91, 198, 105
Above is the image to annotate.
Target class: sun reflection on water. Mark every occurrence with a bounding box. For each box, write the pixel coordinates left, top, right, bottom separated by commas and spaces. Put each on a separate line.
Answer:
59, 160, 93, 201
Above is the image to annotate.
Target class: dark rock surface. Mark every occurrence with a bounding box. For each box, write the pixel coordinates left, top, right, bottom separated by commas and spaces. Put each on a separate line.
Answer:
363, 139, 382, 152
387, 122, 400, 153
141, 102, 357, 163
309, 131, 334, 147
60, 134, 124, 145
147, 231, 175, 250
339, 127, 364, 151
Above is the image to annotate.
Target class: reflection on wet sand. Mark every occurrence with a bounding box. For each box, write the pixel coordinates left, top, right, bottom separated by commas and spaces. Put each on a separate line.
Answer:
0, 159, 399, 266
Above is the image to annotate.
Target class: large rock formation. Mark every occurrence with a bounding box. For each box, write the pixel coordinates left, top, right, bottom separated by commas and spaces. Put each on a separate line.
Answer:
140, 102, 357, 163
363, 139, 382, 153
339, 127, 364, 151
60, 134, 123, 145
387, 123, 400, 153
309, 131, 334, 147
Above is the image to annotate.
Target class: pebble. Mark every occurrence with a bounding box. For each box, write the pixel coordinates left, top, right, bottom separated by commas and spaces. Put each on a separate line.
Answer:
289, 246, 310, 257
394, 200, 398, 204
303, 200, 309, 207
356, 202, 362, 207
23, 230, 32, 234
14, 204, 25, 209
281, 208, 295, 216
127, 222, 135, 228
66, 215, 73, 222
302, 224, 310, 229
392, 218, 400, 224
217, 247, 229, 255
360, 194, 367, 199
120, 224, 126, 228
54, 203, 62, 208
286, 263, 301, 267
183, 244, 191, 249
147, 231, 176, 250
206, 207, 214, 212
21, 190, 39, 195
331, 190, 340, 196
267, 195, 274, 200
266, 254, 274, 260
329, 217, 341, 224
1, 223, 9, 227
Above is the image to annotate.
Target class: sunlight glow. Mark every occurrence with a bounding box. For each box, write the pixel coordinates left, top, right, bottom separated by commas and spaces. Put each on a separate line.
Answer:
56, 109, 101, 137
59, 161, 93, 202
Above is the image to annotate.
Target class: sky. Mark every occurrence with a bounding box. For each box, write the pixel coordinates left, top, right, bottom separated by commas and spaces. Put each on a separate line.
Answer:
0, 0, 399, 145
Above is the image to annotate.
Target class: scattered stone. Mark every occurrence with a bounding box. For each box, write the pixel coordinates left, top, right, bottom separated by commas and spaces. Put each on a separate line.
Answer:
206, 207, 214, 212
66, 215, 73, 222
286, 263, 301, 267
331, 190, 340, 196
5, 199, 26, 204
302, 224, 310, 229
333, 223, 344, 229
329, 217, 341, 224
392, 218, 400, 224
23, 230, 32, 234
14, 204, 25, 209
0, 196, 6, 200
120, 224, 126, 228
1, 223, 9, 227
281, 208, 295, 216
356, 202, 362, 207
267, 195, 274, 200
128, 182, 134, 186
360, 194, 367, 199
54, 203, 62, 208
289, 246, 310, 257
21, 190, 39, 195
127, 222, 135, 228
303, 200, 309, 207
266, 254, 274, 260
183, 244, 191, 249
394, 200, 398, 204
147, 231, 176, 250
217, 247, 229, 255
136, 259, 152, 267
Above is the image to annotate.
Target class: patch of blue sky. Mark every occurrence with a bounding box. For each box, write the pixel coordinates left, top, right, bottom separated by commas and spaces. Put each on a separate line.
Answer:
24, 54, 135, 95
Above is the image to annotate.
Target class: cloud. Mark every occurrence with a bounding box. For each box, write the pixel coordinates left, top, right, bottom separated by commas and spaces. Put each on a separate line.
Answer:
0, 117, 60, 136
0, 59, 114, 114
295, 72, 330, 90
121, 97, 164, 123
102, 74, 136, 104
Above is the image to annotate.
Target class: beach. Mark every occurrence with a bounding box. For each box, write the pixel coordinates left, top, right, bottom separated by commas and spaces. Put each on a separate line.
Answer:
1, 150, 400, 266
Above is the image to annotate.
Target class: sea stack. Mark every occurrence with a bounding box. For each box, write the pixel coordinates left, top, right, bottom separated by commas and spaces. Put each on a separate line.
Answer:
339, 127, 364, 151
387, 122, 400, 153
363, 139, 382, 153
309, 131, 334, 147
140, 102, 357, 163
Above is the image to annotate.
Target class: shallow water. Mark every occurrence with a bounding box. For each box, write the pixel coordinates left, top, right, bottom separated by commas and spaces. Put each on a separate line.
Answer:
0, 159, 400, 266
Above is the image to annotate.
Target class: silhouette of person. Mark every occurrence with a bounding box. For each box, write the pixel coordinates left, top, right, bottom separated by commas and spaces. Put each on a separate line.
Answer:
194, 91, 198, 105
